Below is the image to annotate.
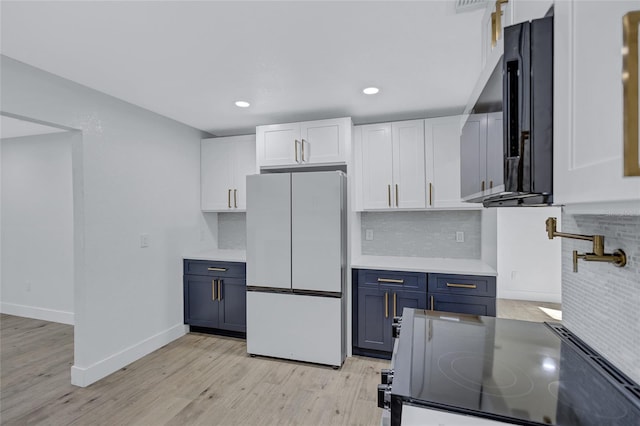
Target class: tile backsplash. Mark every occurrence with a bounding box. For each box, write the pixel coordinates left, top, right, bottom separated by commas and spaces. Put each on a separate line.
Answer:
361, 211, 481, 258
561, 213, 640, 384
218, 213, 246, 250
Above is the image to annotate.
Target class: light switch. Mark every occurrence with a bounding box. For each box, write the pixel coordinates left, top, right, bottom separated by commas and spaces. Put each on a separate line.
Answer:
140, 233, 149, 248
456, 231, 464, 243
365, 229, 374, 241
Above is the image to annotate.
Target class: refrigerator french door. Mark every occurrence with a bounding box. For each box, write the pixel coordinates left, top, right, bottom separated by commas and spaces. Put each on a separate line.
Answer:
246, 171, 346, 367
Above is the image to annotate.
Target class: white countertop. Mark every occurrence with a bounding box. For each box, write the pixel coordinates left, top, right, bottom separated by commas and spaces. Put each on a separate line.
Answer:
351, 255, 497, 276
183, 249, 246, 263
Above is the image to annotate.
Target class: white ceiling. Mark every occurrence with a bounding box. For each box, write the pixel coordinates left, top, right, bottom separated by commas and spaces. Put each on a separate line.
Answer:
1, 115, 68, 139
0, 1, 484, 137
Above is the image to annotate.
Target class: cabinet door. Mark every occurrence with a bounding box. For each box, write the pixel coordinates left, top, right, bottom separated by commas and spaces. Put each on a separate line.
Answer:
184, 275, 219, 328
554, 1, 640, 212
486, 112, 504, 194
390, 289, 426, 319
460, 114, 487, 201
256, 123, 300, 167
232, 135, 257, 210
426, 116, 468, 208
361, 123, 394, 210
201, 139, 234, 211
357, 286, 392, 352
300, 118, 348, 165
392, 120, 426, 209
218, 278, 246, 332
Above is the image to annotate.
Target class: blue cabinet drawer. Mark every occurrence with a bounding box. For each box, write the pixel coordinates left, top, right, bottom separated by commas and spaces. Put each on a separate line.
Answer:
357, 269, 427, 292
184, 259, 246, 278
428, 273, 496, 297
429, 293, 496, 317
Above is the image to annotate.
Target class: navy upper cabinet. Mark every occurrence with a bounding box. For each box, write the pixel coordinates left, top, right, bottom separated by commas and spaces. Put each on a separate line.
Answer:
183, 259, 247, 334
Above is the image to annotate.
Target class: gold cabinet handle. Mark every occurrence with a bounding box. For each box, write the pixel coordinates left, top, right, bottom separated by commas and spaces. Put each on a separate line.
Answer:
490, 180, 493, 189
395, 184, 399, 207
228, 189, 231, 208
393, 293, 397, 317
207, 267, 227, 272
429, 182, 433, 206
387, 184, 391, 207
234, 189, 237, 208
218, 280, 222, 301
212, 280, 216, 301
378, 278, 404, 284
491, 11, 497, 48
446, 283, 477, 289
495, 0, 508, 43
430, 295, 434, 311
481, 180, 485, 192
623, 11, 640, 176
384, 292, 389, 318
301, 138, 306, 162
295, 139, 299, 163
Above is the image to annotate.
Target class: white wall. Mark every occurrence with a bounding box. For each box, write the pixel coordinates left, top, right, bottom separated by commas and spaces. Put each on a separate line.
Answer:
0, 55, 215, 387
496, 207, 562, 303
1, 131, 75, 324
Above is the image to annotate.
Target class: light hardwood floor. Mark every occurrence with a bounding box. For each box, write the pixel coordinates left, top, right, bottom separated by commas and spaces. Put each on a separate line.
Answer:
1, 299, 560, 425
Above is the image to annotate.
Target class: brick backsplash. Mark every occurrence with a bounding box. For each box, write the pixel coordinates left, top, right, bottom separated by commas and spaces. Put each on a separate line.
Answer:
561, 213, 640, 384
361, 211, 481, 258
218, 213, 246, 250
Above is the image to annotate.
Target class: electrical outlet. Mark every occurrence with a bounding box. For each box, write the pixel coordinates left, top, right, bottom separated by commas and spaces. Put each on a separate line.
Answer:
140, 233, 149, 248
365, 229, 374, 241
456, 231, 464, 243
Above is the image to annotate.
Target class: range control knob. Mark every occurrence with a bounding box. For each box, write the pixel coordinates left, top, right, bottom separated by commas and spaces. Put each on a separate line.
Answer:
377, 384, 391, 410
392, 316, 403, 324
392, 321, 402, 338
381, 368, 394, 385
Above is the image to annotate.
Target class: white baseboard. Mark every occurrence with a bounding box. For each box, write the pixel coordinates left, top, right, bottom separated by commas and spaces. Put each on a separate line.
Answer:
70, 323, 186, 387
0, 302, 74, 325
497, 291, 561, 304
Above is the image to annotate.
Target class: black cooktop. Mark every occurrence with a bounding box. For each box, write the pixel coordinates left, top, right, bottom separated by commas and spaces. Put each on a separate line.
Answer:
391, 309, 640, 426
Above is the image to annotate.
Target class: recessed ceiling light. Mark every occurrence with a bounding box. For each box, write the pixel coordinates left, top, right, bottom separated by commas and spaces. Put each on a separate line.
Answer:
363, 87, 380, 95
235, 101, 250, 108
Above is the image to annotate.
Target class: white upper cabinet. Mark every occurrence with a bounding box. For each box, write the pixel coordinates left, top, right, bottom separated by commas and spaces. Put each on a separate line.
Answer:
201, 134, 256, 212
359, 120, 426, 210
460, 112, 504, 202
554, 1, 640, 213
256, 117, 351, 168
425, 116, 476, 209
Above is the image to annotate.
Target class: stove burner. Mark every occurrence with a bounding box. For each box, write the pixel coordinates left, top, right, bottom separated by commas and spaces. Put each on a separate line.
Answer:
437, 351, 535, 398
548, 381, 629, 421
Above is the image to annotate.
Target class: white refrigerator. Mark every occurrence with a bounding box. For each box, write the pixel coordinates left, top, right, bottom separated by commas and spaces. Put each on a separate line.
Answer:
246, 171, 347, 367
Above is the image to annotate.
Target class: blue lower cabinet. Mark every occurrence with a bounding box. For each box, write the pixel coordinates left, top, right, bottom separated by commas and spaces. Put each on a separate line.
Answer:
183, 259, 246, 334
429, 293, 496, 316
184, 275, 220, 327
357, 286, 392, 352
218, 278, 247, 333
355, 281, 426, 354
428, 273, 496, 317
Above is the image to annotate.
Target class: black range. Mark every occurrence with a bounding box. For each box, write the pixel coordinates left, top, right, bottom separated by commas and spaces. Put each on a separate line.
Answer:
379, 308, 640, 425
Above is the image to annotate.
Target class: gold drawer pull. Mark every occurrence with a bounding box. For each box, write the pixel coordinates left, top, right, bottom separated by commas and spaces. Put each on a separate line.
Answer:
207, 267, 227, 272
446, 283, 477, 289
378, 278, 404, 284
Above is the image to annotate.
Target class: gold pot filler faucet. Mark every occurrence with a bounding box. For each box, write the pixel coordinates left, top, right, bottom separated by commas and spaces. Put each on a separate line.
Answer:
545, 217, 627, 273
